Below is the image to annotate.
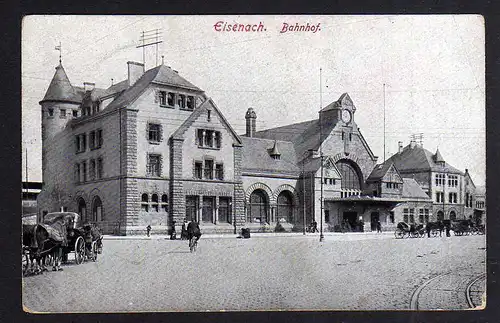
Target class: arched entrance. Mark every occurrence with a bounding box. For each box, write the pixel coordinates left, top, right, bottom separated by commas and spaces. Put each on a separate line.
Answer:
78, 198, 87, 222
276, 191, 294, 223
92, 196, 103, 222
449, 210, 456, 221
248, 189, 269, 224
437, 211, 444, 221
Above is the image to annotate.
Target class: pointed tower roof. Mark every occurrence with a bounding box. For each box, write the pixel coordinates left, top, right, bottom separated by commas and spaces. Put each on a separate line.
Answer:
270, 140, 281, 157
434, 148, 445, 163
40, 64, 81, 104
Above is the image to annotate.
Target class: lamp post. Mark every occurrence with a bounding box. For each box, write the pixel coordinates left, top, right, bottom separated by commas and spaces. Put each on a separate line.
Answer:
319, 67, 324, 242
320, 153, 325, 242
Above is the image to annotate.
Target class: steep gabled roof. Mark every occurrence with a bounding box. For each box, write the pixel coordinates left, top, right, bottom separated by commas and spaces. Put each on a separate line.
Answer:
170, 98, 242, 145
106, 65, 203, 111
241, 137, 299, 174
402, 178, 432, 200
320, 93, 355, 112
367, 162, 393, 181
387, 144, 463, 174
40, 64, 82, 103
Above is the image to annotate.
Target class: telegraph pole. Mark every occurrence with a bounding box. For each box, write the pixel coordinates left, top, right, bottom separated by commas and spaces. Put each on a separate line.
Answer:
137, 29, 163, 68
383, 83, 386, 161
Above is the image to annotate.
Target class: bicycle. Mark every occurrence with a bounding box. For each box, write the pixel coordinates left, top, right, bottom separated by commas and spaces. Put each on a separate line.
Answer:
189, 236, 198, 252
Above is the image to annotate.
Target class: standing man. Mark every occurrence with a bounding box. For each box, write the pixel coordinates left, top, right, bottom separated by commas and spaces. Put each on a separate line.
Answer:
146, 224, 151, 237
376, 220, 382, 233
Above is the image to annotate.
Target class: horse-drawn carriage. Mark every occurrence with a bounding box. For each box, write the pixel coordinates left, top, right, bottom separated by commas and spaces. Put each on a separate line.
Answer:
22, 212, 103, 276
451, 219, 485, 236
394, 222, 425, 239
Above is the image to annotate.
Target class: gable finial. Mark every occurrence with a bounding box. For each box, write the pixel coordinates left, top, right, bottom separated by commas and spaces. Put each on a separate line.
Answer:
55, 42, 62, 64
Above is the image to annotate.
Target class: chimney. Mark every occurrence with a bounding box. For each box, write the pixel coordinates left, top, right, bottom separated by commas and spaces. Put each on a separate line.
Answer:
245, 108, 257, 137
410, 140, 416, 149
127, 61, 145, 86
84, 82, 95, 92
398, 141, 403, 153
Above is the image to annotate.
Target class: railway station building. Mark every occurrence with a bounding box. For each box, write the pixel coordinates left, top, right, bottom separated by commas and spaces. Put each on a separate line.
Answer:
36, 60, 484, 234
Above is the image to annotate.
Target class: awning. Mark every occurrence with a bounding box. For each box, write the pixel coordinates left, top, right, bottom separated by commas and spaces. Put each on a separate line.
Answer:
324, 196, 405, 207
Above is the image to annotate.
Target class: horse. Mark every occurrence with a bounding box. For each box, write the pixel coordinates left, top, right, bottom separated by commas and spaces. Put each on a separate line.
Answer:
425, 221, 444, 237
22, 224, 64, 274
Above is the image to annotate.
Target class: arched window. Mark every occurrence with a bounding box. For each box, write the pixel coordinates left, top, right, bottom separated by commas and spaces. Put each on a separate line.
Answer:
248, 189, 268, 223
437, 211, 444, 221
277, 191, 294, 223
449, 211, 456, 221
92, 196, 103, 222
141, 193, 149, 212
78, 198, 87, 222
152, 194, 159, 212
336, 160, 361, 190
161, 194, 168, 212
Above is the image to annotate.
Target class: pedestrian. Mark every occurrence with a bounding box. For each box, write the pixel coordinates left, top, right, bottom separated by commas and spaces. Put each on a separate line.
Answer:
426, 224, 431, 238
312, 220, 319, 233
146, 224, 151, 237
445, 223, 451, 237
376, 220, 382, 233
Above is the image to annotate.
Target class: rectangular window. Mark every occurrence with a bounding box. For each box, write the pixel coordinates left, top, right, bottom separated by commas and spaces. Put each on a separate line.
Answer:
219, 197, 231, 223
215, 164, 224, 180
204, 130, 213, 147
82, 161, 87, 182
185, 196, 198, 222
97, 129, 103, 148
148, 123, 161, 142
89, 131, 96, 149
90, 159, 96, 180
409, 209, 415, 223
403, 208, 409, 223
167, 92, 175, 106
204, 159, 213, 179
349, 133, 352, 141
419, 209, 424, 223
424, 209, 429, 223
97, 158, 103, 179
214, 132, 221, 148
75, 135, 80, 153
147, 154, 161, 177
194, 161, 203, 179
73, 110, 78, 117
48, 108, 54, 117
187, 96, 195, 110
60, 109, 66, 118
178, 94, 186, 109
436, 192, 440, 203
197, 129, 204, 146
159, 91, 167, 106
81, 134, 86, 152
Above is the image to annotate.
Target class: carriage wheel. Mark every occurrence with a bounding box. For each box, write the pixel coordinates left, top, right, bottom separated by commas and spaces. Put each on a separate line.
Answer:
90, 241, 98, 262
402, 231, 410, 239
395, 230, 404, 239
74, 236, 85, 265
431, 229, 438, 237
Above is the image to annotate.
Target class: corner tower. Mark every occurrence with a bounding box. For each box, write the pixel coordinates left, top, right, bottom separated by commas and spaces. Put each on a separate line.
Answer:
39, 63, 82, 180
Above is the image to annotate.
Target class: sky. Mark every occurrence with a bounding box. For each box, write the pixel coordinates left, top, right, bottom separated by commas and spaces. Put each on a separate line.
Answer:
21, 15, 485, 185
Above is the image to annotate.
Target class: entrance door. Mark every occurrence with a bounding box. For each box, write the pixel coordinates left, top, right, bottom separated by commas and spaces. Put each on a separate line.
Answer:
202, 197, 214, 223
370, 212, 379, 231
186, 196, 198, 222
343, 211, 358, 231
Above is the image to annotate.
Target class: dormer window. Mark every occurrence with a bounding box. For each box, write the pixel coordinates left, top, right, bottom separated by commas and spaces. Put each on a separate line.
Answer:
159, 91, 167, 106
178, 94, 186, 109
187, 96, 195, 110
167, 92, 175, 106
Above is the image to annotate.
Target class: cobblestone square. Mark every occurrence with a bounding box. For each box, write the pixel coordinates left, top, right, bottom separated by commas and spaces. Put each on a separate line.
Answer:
22, 233, 486, 312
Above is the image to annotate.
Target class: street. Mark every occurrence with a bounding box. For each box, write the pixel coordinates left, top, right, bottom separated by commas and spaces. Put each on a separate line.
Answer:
22, 233, 486, 312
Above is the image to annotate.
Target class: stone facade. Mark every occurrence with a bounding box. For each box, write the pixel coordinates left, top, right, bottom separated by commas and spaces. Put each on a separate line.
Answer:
37, 61, 484, 235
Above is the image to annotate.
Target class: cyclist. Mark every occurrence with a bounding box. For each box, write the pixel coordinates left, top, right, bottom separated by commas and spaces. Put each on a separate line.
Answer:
187, 220, 202, 251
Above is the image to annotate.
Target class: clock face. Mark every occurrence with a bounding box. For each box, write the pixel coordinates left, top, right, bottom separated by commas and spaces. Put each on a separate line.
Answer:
341, 109, 352, 123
